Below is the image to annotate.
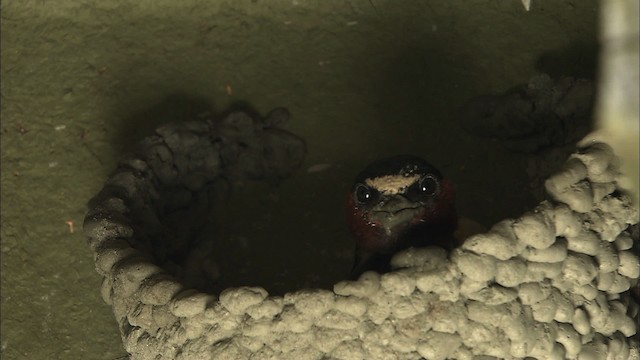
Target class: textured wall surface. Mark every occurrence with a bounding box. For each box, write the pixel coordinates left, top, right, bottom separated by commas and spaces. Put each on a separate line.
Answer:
84, 106, 639, 359
1, 0, 624, 358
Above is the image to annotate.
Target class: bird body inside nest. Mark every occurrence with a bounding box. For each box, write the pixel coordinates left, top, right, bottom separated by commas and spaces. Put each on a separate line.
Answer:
346, 155, 459, 277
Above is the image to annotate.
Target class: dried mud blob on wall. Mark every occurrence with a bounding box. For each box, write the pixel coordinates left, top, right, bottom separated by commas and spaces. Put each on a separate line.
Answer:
461, 74, 594, 153
84, 107, 307, 293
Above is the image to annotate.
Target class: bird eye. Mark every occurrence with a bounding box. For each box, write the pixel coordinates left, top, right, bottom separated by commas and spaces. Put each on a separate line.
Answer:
354, 184, 376, 206
419, 175, 439, 196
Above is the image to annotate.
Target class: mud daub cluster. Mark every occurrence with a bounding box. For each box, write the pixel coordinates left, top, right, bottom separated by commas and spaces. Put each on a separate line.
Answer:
462, 74, 594, 153
84, 107, 306, 293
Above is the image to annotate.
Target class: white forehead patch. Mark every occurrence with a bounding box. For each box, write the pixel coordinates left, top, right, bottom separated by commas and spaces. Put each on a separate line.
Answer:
365, 174, 420, 195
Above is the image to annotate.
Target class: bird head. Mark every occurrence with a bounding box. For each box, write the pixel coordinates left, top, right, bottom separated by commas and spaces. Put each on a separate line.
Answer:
346, 155, 457, 276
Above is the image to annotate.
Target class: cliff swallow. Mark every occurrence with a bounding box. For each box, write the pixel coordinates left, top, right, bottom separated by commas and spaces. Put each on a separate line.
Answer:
346, 155, 458, 277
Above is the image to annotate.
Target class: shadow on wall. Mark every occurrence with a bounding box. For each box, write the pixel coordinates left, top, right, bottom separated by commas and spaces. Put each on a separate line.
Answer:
372, 44, 467, 121
535, 40, 600, 79
111, 94, 215, 157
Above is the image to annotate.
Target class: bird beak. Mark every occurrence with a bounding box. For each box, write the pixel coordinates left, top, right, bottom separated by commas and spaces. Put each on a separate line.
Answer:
367, 195, 424, 237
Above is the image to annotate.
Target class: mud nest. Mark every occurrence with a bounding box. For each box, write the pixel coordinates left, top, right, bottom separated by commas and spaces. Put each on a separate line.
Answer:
84, 108, 639, 360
